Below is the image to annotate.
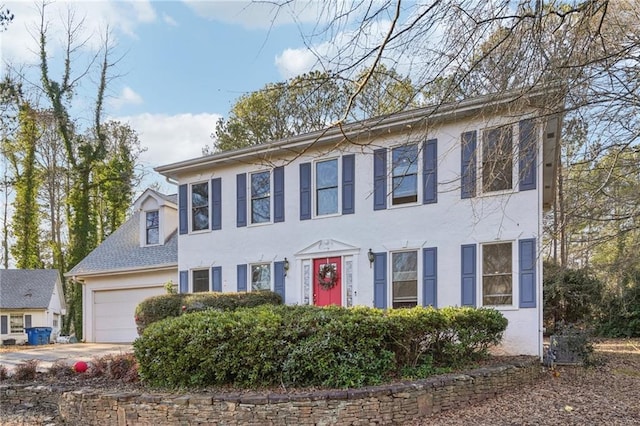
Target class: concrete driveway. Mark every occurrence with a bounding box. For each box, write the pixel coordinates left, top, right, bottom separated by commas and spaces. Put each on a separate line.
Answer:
0, 343, 133, 372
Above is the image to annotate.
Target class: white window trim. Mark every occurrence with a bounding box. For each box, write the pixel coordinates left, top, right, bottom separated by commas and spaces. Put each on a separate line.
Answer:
9, 314, 25, 334
192, 268, 210, 293
189, 181, 211, 234
480, 240, 517, 309
144, 209, 161, 246
388, 249, 421, 309
312, 156, 341, 219
387, 143, 422, 209
478, 124, 519, 197
248, 170, 273, 226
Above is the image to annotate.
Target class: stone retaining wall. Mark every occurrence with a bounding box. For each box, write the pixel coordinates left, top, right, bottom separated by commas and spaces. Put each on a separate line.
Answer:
1, 358, 543, 425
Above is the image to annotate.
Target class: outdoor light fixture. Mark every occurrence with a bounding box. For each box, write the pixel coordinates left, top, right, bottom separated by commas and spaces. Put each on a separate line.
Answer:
368, 249, 375, 266
284, 257, 290, 276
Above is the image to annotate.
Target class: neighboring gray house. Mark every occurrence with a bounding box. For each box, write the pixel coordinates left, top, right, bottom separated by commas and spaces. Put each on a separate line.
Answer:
66, 189, 178, 343
0, 269, 66, 345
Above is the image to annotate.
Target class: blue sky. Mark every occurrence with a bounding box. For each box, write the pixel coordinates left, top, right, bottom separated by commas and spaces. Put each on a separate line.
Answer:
1, 0, 347, 190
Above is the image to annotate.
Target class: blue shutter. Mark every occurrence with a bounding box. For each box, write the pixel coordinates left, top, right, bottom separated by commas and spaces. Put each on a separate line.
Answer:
519, 119, 537, 191
236, 173, 247, 227
373, 148, 387, 210
24, 315, 32, 329
461, 131, 477, 199
342, 154, 355, 214
274, 261, 286, 301
212, 266, 222, 292
178, 184, 188, 234
274, 166, 285, 223
300, 163, 311, 220
179, 270, 188, 293
211, 178, 222, 230
423, 139, 438, 204
237, 264, 247, 292
519, 238, 537, 308
423, 247, 437, 307
461, 244, 477, 306
0, 315, 7, 334
373, 252, 387, 308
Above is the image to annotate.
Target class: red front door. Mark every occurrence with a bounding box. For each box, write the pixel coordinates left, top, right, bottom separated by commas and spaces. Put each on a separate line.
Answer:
313, 257, 342, 306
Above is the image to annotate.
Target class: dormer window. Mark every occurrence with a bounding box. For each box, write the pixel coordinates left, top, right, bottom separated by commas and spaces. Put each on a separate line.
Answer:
146, 210, 159, 245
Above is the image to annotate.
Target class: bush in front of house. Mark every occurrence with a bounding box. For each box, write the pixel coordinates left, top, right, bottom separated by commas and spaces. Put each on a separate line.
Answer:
134, 304, 507, 389
134, 290, 283, 335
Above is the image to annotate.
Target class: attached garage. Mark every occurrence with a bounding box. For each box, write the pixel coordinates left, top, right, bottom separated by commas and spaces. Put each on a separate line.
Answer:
93, 286, 165, 343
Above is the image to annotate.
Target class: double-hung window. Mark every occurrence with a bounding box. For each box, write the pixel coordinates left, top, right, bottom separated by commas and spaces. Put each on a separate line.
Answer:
191, 182, 209, 231
251, 263, 271, 291
145, 210, 159, 245
392, 251, 418, 308
392, 144, 419, 205
482, 126, 513, 192
316, 159, 339, 216
10, 315, 24, 334
193, 269, 209, 293
482, 242, 513, 306
251, 171, 271, 224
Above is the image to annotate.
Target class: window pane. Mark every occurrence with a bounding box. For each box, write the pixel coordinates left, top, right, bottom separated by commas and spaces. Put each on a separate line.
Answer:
392, 145, 419, 176
392, 251, 417, 308
252, 264, 271, 291
192, 183, 209, 231
482, 127, 513, 192
193, 270, 209, 292
482, 242, 512, 306
146, 211, 159, 244
252, 198, 270, 223
10, 315, 24, 333
316, 159, 338, 189
317, 188, 338, 215
392, 145, 418, 205
251, 172, 270, 197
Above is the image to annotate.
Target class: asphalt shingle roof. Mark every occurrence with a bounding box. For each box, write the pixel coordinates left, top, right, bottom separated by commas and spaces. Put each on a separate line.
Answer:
67, 209, 178, 277
0, 269, 60, 309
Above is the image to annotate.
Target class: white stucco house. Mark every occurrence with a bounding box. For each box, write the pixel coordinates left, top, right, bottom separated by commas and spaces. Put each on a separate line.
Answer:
0, 269, 66, 345
154, 88, 562, 357
66, 189, 178, 343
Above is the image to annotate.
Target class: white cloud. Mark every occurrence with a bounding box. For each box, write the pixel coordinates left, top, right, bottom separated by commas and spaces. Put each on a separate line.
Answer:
182, 0, 326, 29
162, 12, 178, 27
1, 0, 157, 67
109, 86, 144, 110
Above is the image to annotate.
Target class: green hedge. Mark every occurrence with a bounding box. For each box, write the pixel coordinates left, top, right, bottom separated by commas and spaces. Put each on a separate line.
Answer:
134, 305, 507, 389
134, 291, 282, 335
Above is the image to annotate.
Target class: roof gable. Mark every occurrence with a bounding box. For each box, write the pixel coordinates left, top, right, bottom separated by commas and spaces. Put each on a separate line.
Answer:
0, 269, 61, 309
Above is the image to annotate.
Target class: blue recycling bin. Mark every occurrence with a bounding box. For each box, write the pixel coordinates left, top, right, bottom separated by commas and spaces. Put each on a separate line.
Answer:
25, 327, 52, 345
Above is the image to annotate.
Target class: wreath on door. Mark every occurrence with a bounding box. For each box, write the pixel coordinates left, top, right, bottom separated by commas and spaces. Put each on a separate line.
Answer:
317, 263, 338, 290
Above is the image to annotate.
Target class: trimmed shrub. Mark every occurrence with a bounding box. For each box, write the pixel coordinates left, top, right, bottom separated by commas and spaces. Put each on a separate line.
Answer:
134, 304, 507, 389
135, 290, 282, 335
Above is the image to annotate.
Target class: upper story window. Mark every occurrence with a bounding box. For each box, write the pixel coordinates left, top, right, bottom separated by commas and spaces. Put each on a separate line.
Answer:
482, 242, 513, 306
391, 251, 418, 308
251, 171, 271, 224
316, 159, 339, 216
191, 182, 209, 231
482, 126, 513, 193
251, 263, 271, 291
391, 144, 419, 205
193, 269, 209, 292
145, 210, 159, 245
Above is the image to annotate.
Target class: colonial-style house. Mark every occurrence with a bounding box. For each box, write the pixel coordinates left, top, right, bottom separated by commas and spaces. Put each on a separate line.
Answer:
154, 88, 561, 356
66, 189, 178, 343
0, 269, 66, 345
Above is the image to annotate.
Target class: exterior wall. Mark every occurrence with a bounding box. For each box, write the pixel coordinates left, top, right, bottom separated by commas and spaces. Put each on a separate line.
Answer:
0, 309, 48, 344
174, 113, 546, 356
81, 269, 177, 342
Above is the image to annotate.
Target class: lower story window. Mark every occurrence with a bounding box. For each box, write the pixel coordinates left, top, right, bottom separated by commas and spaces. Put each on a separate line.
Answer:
392, 251, 418, 308
251, 263, 271, 291
10, 315, 24, 334
193, 269, 209, 292
482, 242, 513, 305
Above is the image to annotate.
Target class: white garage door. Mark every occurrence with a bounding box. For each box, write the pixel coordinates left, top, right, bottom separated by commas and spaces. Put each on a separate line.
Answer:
93, 286, 164, 343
